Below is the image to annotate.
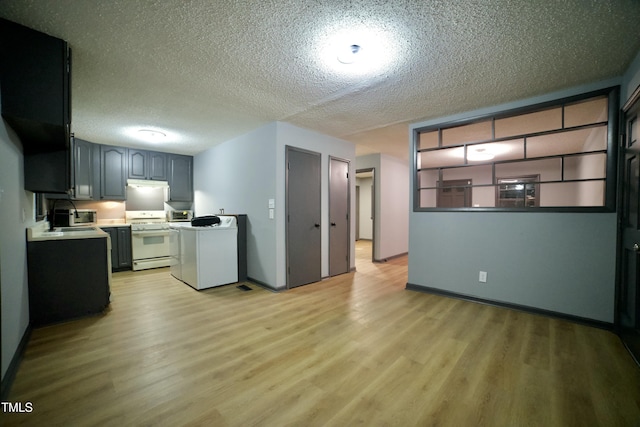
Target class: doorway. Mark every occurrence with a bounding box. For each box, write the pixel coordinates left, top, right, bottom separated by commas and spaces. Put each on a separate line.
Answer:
356, 168, 375, 262
329, 157, 350, 276
618, 90, 640, 363
286, 146, 321, 288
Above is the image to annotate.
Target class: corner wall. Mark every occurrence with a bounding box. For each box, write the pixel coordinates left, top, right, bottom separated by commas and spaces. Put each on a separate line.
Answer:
194, 121, 356, 291
275, 122, 356, 288
194, 122, 278, 288
356, 154, 410, 261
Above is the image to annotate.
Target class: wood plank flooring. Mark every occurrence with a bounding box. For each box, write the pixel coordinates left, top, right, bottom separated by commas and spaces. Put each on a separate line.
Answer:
4, 240, 640, 426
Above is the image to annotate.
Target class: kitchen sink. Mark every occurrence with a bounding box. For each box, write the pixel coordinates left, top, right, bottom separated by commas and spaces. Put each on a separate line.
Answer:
57, 227, 97, 232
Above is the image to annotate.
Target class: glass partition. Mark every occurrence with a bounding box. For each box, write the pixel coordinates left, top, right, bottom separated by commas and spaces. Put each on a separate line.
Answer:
414, 87, 617, 211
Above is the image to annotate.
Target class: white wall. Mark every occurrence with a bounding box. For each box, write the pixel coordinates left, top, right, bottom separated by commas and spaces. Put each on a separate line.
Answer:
194, 122, 278, 287
275, 122, 356, 286
356, 154, 410, 261
379, 155, 410, 259
409, 78, 623, 323
356, 177, 373, 239
0, 120, 35, 381
194, 121, 356, 290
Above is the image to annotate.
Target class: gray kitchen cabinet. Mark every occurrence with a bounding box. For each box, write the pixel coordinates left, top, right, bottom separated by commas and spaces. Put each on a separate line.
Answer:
1, 19, 73, 194
27, 236, 110, 326
128, 149, 167, 181
100, 145, 127, 200
101, 226, 132, 271
1, 19, 71, 153
168, 154, 193, 202
73, 138, 94, 199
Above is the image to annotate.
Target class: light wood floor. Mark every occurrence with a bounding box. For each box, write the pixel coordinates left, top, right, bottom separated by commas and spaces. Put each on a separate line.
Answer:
5, 240, 640, 426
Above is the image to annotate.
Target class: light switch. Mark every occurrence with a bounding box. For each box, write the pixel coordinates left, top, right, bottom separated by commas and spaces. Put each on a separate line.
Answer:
268, 208, 274, 219
268, 198, 275, 209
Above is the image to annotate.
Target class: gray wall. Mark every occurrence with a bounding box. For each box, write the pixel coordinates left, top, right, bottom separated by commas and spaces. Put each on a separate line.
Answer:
408, 78, 623, 323
0, 119, 34, 380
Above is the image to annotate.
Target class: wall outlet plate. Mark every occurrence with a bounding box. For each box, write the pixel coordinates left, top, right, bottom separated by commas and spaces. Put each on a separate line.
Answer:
479, 271, 488, 283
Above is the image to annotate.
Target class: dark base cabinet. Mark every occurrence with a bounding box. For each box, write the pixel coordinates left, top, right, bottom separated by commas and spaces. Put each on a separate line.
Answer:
101, 226, 132, 271
236, 214, 247, 281
27, 237, 110, 327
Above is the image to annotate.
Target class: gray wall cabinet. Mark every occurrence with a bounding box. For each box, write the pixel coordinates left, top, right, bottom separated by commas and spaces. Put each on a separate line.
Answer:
168, 154, 193, 202
128, 149, 167, 181
100, 145, 127, 200
73, 138, 94, 200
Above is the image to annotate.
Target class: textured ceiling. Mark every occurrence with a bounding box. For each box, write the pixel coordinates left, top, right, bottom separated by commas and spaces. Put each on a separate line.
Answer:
1, 0, 639, 160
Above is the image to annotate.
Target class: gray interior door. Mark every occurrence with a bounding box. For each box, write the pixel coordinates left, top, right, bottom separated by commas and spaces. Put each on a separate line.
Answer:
619, 97, 640, 362
286, 146, 321, 288
329, 157, 349, 276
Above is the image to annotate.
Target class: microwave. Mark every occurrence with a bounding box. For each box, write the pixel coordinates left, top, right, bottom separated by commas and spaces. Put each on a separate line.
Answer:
52, 209, 97, 227
167, 210, 193, 222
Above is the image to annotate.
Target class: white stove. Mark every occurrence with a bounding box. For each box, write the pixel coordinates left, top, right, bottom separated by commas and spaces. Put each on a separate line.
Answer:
126, 211, 172, 271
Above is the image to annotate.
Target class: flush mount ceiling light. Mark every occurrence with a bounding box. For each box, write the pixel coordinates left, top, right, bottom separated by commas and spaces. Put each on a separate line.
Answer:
137, 129, 166, 140
317, 23, 401, 76
467, 147, 495, 161
122, 126, 181, 144
337, 44, 363, 64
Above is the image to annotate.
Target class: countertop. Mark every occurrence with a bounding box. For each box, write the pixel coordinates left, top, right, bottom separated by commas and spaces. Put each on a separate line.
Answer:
27, 223, 109, 242
97, 219, 129, 227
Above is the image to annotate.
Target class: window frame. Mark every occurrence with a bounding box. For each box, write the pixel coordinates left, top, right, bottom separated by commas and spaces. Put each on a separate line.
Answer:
412, 86, 620, 213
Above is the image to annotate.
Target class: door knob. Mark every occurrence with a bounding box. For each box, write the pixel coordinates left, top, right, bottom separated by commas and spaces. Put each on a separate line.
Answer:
331, 222, 336, 226
314, 223, 320, 228
634, 243, 640, 252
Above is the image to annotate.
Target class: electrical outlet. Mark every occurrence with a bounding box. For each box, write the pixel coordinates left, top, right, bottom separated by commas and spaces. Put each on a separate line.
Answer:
479, 271, 488, 283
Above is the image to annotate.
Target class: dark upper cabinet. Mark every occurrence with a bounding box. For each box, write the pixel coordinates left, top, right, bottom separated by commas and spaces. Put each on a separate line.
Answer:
128, 149, 167, 181
100, 145, 127, 200
24, 149, 72, 194
168, 154, 193, 202
0, 18, 71, 155
73, 138, 94, 200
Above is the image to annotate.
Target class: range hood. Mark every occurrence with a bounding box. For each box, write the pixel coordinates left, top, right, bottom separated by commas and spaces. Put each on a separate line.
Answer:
127, 179, 169, 188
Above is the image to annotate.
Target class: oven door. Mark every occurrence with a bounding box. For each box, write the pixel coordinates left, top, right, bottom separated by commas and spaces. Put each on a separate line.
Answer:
131, 229, 171, 270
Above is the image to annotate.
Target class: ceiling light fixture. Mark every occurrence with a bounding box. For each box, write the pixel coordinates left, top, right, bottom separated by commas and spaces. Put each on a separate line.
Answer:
467, 147, 495, 161
138, 129, 166, 140
337, 44, 363, 64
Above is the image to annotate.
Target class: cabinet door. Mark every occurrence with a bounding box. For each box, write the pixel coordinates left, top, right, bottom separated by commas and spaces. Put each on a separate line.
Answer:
128, 149, 148, 180
0, 19, 71, 153
102, 228, 119, 269
168, 155, 193, 202
117, 227, 132, 268
73, 138, 94, 199
149, 151, 167, 180
100, 145, 127, 200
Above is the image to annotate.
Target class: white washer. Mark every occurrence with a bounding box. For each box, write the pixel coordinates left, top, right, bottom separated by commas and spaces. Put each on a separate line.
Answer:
171, 216, 238, 290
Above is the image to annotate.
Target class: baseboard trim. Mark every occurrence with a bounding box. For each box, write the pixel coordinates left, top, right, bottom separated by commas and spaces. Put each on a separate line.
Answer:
405, 283, 613, 331
373, 252, 408, 263
1, 325, 32, 400
246, 276, 281, 293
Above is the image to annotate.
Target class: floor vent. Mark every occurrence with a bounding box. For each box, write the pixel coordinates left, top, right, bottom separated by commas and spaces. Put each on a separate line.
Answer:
236, 284, 252, 291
